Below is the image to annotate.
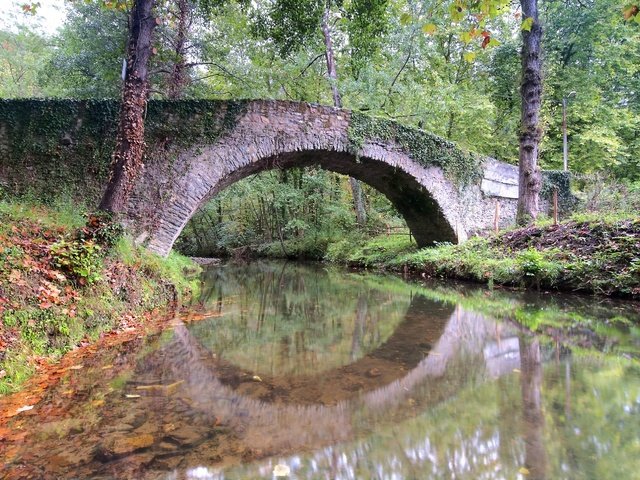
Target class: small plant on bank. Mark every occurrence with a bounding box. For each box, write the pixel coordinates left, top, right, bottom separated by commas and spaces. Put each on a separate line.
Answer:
50, 238, 103, 285
50, 212, 124, 285
517, 248, 545, 278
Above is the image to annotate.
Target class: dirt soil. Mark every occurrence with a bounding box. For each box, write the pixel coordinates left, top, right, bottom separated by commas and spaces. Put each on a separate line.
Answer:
495, 219, 640, 257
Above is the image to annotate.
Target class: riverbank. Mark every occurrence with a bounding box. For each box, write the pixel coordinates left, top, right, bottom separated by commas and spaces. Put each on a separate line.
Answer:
0, 201, 200, 394
340, 217, 640, 299
255, 215, 640, 300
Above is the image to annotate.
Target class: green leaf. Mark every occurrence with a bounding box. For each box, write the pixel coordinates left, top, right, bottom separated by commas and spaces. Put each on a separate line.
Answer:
422, 23, 437, 35
400, 12, 412, 26
463, 52, 476, 63
487, 38, 501, 48
521, 16, 534, 31
448, 3, 464, 22
460, 31, 473, 44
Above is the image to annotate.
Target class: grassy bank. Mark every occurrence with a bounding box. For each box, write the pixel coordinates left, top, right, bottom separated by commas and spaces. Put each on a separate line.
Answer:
0, 201, 200, 394
325, 215, 640, 300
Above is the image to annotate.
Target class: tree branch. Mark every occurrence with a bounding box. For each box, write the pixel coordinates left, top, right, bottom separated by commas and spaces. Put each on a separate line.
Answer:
297, 53, 324, 78
381, 47, 413, 110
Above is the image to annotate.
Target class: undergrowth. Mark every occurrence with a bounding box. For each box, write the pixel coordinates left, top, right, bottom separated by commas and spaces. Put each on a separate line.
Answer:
0, 200, 200, 394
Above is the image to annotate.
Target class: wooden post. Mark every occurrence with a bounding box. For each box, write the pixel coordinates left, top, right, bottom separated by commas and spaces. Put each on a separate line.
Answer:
553, 188, 559, 226
494, 200, 500, 234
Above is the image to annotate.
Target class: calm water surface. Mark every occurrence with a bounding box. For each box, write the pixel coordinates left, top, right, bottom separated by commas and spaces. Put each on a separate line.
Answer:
2, 261, 640, 480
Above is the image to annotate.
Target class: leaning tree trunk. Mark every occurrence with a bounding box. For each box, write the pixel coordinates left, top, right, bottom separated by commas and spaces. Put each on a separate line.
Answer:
321, 3, 367, 228
99, 0, 157, 214
517, 0, 543, 225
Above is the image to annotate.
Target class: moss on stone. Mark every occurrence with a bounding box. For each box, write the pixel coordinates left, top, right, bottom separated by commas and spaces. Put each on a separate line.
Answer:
347, 111, 483, 186
0, 99, 248, 204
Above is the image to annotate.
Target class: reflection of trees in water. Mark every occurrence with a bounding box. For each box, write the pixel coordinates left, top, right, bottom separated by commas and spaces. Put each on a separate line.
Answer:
188, 261, 415, 376
144, 265, 640, 478
520, 336, 548, 480
350, 294, 368, 361
151, 302, 529, 471
220, 310, 640, 480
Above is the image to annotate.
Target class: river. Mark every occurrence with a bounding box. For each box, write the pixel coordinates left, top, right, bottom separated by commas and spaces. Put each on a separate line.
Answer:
1, 260, 639, 479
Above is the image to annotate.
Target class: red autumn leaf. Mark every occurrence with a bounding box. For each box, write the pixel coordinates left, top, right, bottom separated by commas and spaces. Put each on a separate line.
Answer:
481, 35, 491, 49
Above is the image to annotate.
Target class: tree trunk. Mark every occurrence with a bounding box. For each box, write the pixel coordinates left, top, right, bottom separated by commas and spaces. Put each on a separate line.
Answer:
99, 0, 157, 214
321, 3, 367, 228
167, 0, 190, 99
517, 0, 543, 225
322, 4, 341, 108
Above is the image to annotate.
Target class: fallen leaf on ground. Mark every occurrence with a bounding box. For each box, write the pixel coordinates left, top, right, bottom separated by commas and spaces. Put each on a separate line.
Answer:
15, 405, 34, 413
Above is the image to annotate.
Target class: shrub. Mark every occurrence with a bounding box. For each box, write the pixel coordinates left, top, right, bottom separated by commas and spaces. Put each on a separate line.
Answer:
50, 238, 103, 285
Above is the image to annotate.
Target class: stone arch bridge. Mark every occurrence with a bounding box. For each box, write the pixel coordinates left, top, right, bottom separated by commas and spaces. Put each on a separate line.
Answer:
0, 99, 565, 256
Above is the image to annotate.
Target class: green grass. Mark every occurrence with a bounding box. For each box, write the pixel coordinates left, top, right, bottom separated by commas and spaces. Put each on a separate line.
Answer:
325, 234, 418, 266
0, 350, 35, 396
0, 197, 87, 231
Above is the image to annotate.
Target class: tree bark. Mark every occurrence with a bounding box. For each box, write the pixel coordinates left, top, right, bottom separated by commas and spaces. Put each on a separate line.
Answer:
167, 0, 190, 99
517, 0, 543, 225
321, 3, 367, 228
99, 0, 157, 214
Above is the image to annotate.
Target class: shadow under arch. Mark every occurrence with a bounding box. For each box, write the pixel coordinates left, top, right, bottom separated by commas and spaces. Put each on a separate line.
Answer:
188, 150, 459, 251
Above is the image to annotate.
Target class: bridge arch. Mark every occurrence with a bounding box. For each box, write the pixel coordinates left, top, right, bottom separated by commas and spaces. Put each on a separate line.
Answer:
125, 100, 520, 256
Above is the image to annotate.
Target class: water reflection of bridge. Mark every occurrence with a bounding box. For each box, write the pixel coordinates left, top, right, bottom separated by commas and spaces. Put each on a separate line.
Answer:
156, 295, 526, 457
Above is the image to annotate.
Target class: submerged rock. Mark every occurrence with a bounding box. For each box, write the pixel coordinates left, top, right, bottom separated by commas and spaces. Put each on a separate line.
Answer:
96, 433, 155, 461
165, 426, 209, 447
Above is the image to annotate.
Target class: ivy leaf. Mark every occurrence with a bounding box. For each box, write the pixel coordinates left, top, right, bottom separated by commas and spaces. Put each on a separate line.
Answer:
521, 16, 534, 31
422, 23, 437, 35
400, 12, 412, 26
463, 52, 476, 63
